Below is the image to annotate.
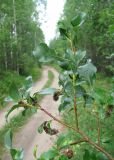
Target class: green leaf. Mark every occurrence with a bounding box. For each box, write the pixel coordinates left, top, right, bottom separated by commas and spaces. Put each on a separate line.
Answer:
5, 104, 20, 121
31, 107, 37, 113
38, 88, 57, 95
59, 28, 69, 38
64, 81, 73, 95
10, 148, 24, 160
76, 85, 86, 98
24, 76, 33, 90
78, 61, 97, 84
4, 129, 12, 149
71, 12, 86, 27
84, 94, 94, 107
33, 145, 38, 159
21, 109, 28, 117
59, 72, 69, 86
59, 97, 71, 112
56, 134, 66, 147
58, 21, 69, 38
75, 50, 86, 66
37, 123, 44, 134
9, 83, 21, 101
40, 149, 58, 160
59, 61, 71, 70
37, 43, 49, 55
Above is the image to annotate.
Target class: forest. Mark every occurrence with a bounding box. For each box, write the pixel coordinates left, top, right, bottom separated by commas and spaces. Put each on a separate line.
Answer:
0, 0, 114, 160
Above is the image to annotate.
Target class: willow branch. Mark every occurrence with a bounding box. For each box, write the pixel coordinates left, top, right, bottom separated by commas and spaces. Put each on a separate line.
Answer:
72, 74, 79, 130
37, 104, 114, 160
70, 139, 87, 146
74, 95, 79, 130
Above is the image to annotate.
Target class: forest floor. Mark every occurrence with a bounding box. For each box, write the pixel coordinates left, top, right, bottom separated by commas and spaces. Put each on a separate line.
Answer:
2, 66, 62, 160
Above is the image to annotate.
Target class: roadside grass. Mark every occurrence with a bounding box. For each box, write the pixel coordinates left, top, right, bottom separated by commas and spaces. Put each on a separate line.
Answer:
0, 70, 54, 156
95, 73, 112, 90
51, 63, 61, 72
43, 70, 54, 88
0, 68, 42, 110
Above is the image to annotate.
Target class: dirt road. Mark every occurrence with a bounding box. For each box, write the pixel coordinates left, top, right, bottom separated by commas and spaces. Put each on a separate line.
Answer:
0, 66, 49, 129
2, 67, 61, 160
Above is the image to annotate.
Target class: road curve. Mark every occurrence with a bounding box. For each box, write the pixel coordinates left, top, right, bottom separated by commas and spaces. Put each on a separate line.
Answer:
0, 66, 49, 129
2, 67, 61, 160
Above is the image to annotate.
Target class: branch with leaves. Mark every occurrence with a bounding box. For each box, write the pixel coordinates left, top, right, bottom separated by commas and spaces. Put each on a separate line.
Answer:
4, 11, 114, 160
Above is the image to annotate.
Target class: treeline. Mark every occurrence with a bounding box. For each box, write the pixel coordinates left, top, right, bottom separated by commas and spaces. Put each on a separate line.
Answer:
0, 0, 44, 106
50, 0, 114, 75
0, 0, 44, 74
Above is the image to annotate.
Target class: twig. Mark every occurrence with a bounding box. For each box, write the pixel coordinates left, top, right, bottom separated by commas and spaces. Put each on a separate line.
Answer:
70, 139, 87, 146
74, 95, 79, 130
73, 74, 79, 130
38, 105, 114, 160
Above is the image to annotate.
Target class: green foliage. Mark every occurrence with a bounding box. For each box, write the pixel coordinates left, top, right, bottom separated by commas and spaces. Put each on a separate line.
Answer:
5, 105, 20, 121
78, 61, 97, 85
3, 1, 114, 160
0, 70, 54, 158
9, 83, 21, 102
10, 148, 24, 160
40, 148, 59, 160
33, 145, 38, 160
0, 71, 24, 108
71, 12, 86, 27
50, 0, 114, 75
0, 0, 44, 107
38, 123, 44, 134
5, 129, 24, 160
34, 43, 55, 63
38, 88, 57, 95
4, 129, 12, 149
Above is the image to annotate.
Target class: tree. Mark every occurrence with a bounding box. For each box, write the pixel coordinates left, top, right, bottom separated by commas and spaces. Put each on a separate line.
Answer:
0, 0, 44, 74
5, 12, 114, 160
0, 0, 44, 106
50, 0, 114, 75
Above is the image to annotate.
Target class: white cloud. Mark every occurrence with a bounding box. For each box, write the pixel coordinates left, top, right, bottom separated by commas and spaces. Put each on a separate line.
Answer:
38, 0, 65, 44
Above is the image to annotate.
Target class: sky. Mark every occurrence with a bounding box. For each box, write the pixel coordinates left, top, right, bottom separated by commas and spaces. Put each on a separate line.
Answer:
38, 0, 66, 44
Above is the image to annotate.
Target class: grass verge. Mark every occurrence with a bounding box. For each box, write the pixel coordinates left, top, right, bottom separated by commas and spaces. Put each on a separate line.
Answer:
0, 70, 54, 156
0, 68, 42, 110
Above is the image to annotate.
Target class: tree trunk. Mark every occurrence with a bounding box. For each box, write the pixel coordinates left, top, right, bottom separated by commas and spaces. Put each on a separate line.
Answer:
12, 0, 19, 74
3, 44, 8, 71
